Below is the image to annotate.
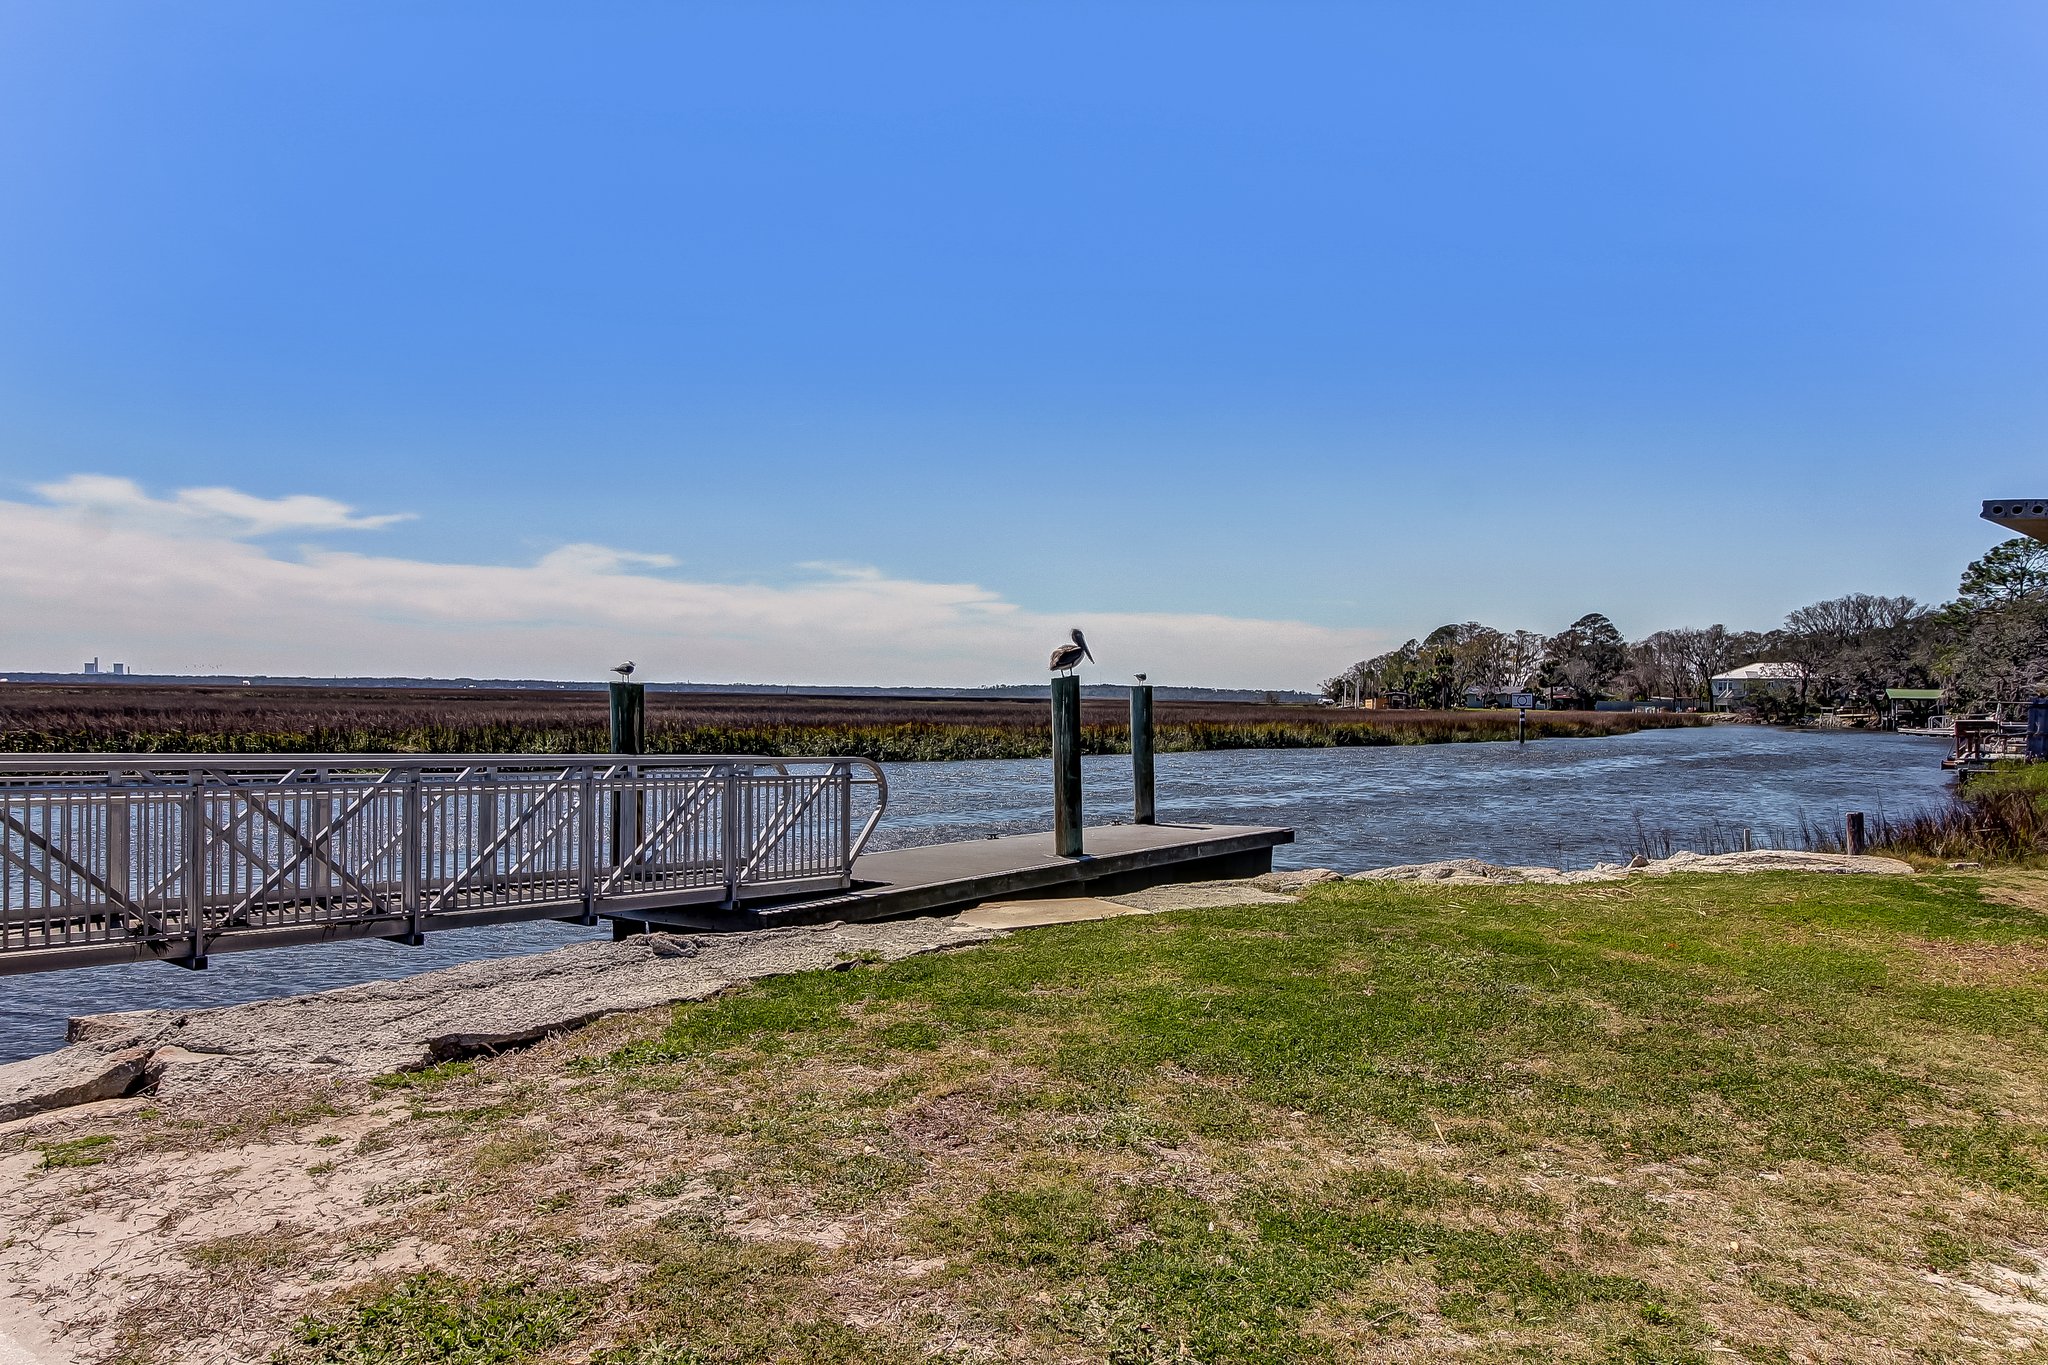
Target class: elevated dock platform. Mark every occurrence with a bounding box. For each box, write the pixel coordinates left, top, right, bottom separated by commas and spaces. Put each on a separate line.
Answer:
602, 822, 1294, 935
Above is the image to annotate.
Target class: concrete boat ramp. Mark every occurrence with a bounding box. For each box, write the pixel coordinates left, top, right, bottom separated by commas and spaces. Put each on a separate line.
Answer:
603, 822, 1295, 935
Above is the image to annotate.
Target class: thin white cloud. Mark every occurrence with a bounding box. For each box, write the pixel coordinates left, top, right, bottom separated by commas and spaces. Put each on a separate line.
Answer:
534, 544, 681, 575
0, 482, 1384, 687
33, 474, 413, 537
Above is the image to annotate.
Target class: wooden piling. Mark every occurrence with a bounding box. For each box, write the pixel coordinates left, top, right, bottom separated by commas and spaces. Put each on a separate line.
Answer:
1130, 684, 1155, 825
608, 682, 646, 755
609, 681, 646, 873
1052, 674, 1083, 857
1845, 811, 1866, 857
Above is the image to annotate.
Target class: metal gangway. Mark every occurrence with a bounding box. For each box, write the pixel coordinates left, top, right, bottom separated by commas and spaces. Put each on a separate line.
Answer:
0, 754, 886, 974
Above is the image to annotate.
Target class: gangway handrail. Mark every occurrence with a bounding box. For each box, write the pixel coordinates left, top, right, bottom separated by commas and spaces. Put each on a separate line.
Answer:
0, 751, 877, 773
0, 753, 889, 973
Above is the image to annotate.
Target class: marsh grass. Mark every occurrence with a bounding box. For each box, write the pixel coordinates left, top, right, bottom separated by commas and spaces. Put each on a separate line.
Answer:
1779, 763, 2048, 865
1, 683, 1704, 761
252, 872, 2048, 1363
1625, 758, 2048, 866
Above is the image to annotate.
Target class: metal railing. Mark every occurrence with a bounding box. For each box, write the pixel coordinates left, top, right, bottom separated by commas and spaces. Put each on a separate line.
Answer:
0, 754, 886, 973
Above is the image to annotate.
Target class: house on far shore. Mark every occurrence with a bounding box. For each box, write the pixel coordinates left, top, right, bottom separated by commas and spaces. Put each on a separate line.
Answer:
1710, 662, 1809, 709
1461, 686, 1541, 709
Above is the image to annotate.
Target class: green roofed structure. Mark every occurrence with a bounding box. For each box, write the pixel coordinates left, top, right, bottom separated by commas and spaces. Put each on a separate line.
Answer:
1885, 687, 1945, 734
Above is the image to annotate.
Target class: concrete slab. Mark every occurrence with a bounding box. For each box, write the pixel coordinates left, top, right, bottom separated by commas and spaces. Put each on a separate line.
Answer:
1104, 880, 1301, 912
956, 898, 1143, 929
0, 1045, 151, 1124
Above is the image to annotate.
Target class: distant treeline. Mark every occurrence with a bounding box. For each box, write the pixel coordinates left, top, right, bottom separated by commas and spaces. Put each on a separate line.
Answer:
0, 684, 1704, 761
1327, 538, 2048, 716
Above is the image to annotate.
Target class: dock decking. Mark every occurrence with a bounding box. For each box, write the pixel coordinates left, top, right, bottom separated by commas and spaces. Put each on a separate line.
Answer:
601, 822, 1295, 935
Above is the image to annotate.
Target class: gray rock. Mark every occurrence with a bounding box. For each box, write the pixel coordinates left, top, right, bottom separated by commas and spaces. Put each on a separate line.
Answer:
1247, 868, 1341, 893
0, 1045, 151, 1123
1345, 850, 1914, 886
1349, 859, 1531, 884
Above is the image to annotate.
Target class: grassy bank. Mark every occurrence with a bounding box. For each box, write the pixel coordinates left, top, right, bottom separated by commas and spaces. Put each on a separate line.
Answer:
0, 684, 1706, 760
21, 869, 2048, 1362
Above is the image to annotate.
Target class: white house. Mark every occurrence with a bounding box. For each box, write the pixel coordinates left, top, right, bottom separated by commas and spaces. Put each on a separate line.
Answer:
1710, 662, 1808, 708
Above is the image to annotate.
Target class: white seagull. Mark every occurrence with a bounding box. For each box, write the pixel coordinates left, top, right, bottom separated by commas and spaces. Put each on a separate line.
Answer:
611, 661, 636, 678
1048, 629, 1093, 674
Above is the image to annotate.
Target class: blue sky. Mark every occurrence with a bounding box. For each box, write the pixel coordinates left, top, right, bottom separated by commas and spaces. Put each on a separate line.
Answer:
2, 3, 2044, 685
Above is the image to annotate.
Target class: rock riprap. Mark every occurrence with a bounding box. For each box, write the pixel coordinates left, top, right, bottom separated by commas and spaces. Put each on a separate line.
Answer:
1348, 849, 1914, 886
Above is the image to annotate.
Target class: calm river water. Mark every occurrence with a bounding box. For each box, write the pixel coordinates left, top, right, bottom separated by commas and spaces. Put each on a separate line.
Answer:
0, 725, 1952, 1062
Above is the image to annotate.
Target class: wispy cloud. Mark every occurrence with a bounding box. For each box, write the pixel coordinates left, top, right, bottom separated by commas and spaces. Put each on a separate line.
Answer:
2, 479, 1383, 686
34, 474, 413, 537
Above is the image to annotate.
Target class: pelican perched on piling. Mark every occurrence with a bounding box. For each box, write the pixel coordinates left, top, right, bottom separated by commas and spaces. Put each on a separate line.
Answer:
611, 661, 636, 679
1049, 629, 1093, 674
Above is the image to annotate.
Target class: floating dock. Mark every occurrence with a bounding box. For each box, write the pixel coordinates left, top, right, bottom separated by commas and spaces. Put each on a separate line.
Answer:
601, 822, 1295, 935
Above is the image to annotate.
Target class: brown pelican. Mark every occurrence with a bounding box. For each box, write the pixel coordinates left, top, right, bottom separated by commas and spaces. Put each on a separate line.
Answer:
1048, 629, 1093, 674
611, 661, 636, 678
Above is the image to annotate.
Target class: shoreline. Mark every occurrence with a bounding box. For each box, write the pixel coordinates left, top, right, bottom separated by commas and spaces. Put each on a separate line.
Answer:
0, 849, 1908, 1127
0, 851, 1956, 1365
0, 726, 1952, 1069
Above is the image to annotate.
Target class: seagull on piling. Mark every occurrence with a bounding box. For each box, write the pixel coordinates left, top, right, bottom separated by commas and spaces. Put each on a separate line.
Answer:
1134, 673, 1147, 683
1048, 628, 1094, 675
611, 661, 636, 679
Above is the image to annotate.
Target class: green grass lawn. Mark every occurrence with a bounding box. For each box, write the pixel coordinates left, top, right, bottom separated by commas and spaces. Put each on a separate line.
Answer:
142, 873, 2048, 1362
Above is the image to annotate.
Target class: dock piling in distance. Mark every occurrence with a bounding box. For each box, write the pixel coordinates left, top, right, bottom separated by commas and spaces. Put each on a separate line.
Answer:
1052, 674, 1083, 857
1845, 811, 1866, 857
608, 681, 646, 877
1130, 683, 1155, 825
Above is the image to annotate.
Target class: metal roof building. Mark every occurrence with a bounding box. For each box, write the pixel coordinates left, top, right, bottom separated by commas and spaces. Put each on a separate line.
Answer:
1709, 662, 1809, 708
1983, 500, 2048, 542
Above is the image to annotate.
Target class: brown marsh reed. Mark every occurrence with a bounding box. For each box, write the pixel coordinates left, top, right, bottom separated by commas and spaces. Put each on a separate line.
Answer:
1627, 761, 2048, 867
0, 683, 1707, 762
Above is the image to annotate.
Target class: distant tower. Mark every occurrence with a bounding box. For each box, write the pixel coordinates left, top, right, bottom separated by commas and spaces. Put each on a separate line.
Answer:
82, 658, 98, 675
